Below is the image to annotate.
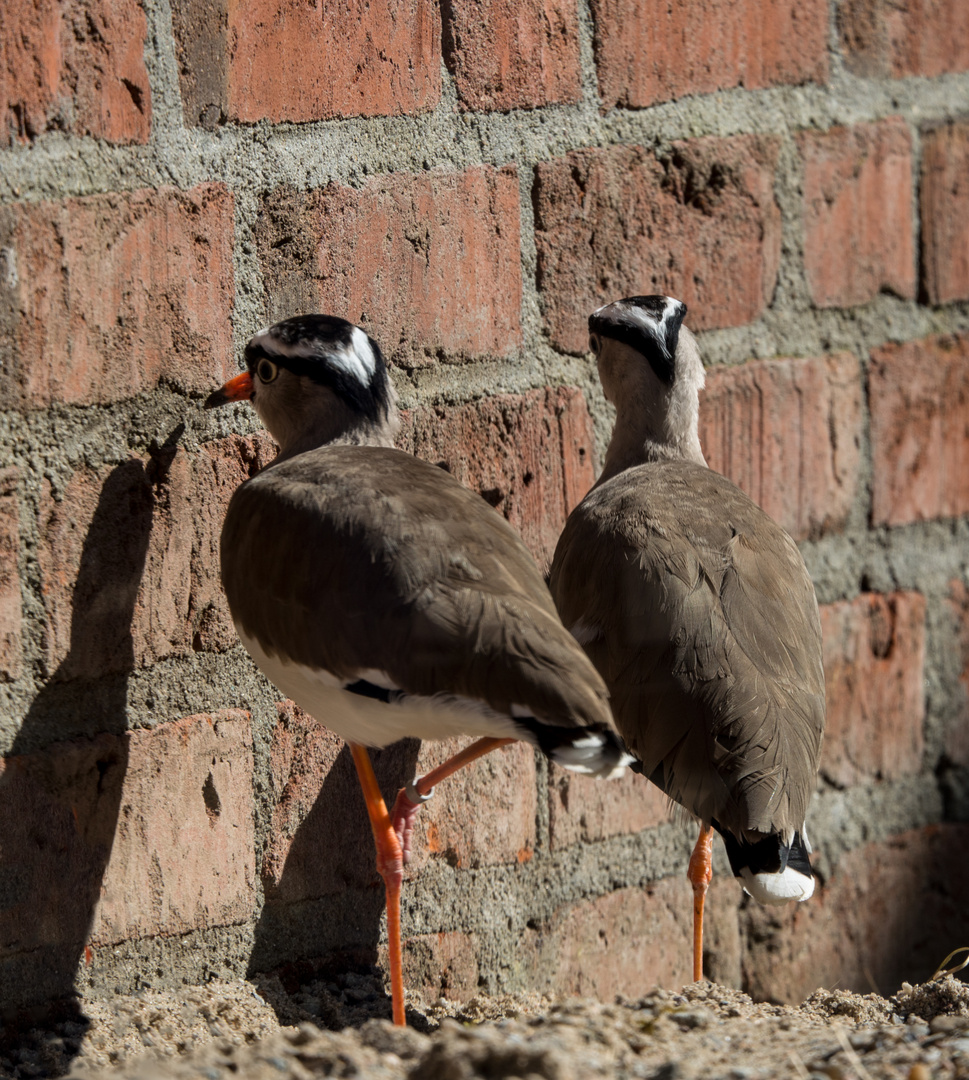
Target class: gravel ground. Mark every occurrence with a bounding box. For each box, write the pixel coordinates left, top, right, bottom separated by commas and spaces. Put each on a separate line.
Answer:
3, 970, 968, 1079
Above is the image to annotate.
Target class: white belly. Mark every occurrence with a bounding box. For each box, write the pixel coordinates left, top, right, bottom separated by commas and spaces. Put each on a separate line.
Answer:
237, 626, 521, 747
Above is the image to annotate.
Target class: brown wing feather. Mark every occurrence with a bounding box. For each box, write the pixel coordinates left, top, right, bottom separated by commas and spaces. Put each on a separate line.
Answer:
222, 445, 614, 733
549, 460, 824, 840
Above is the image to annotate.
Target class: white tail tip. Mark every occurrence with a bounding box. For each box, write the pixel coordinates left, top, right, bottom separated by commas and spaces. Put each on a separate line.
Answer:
740, 865, 816, 905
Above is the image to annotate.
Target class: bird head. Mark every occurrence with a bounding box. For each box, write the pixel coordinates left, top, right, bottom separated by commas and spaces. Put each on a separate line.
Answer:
205, 315, 399, 456
588, 295, 707, 471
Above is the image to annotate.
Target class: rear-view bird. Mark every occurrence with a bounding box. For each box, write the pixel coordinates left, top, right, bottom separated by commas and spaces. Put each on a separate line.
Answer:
549, 295, 825, 982
204, 314, 628, 1025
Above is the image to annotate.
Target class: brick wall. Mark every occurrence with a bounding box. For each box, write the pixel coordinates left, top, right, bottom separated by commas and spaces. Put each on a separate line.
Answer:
2, 0, 968, 1015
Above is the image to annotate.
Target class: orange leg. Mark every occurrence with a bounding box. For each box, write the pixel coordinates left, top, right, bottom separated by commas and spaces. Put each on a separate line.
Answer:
687, 823, 714, 982
349, 743, 406, 1026
389, 737, 515, 862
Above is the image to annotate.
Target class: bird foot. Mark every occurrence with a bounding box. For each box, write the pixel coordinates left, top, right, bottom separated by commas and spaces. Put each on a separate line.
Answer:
390, 781, 434, 866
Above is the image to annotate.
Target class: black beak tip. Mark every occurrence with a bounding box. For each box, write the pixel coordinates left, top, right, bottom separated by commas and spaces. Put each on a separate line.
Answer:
203, 389, 228, 410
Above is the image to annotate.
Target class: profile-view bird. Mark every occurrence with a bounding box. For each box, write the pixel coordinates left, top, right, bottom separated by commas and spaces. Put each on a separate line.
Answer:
548, 295, 825, 982
204, 314, 628, 1025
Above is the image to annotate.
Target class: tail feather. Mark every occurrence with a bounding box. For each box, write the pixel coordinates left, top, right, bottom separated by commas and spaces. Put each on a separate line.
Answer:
713, 822, 815, 905
513, 718, 633, 779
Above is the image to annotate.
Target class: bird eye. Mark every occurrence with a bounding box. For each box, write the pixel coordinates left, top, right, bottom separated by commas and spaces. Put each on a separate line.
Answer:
589, 335, 600, 355
256, 359, 278, 383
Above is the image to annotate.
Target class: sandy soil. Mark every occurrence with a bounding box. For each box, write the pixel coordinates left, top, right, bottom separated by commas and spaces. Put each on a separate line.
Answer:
2, 969, 968, 1079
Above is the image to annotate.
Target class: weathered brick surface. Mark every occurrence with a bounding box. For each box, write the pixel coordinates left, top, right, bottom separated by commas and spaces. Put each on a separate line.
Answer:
820, 592, 926, 788
398, 387, 597, 567
408, 739, 537, 872
1, 0, 151, 146
93, 712, 255, 945
868, 334, 969, 526
36, 434, 276, 681
534, 138, 781, 353
0, 469, 21, 682
0, 185, 235, 409
799, 118, 916, 309
224, 0, 440, 124
256, 167, 522, 367
398, 931, 481, 1002
444, 0, 581, 112
264, 701, 342, 901
548, 765, 669, 850
700, 353, 862, 542
264, 703, 537, 903
523, 876, 741, 996
839, 0, 969, 79
920, 121, 969, 305
592, 0, 827, 111
169, 0, 229, 129
947, 580, 969, 767
743, 825, 969, 1001
263, 701, 429, 902
0, 711, 254, 956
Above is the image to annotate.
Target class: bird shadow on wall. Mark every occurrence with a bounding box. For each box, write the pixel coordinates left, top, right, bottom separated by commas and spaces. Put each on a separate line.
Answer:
0, 434, 180, 1064
247, 732, 421, 1026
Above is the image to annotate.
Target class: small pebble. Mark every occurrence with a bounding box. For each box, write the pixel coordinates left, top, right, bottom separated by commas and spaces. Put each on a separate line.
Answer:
929, 1015, 969, 1034
848, 1030, 876, 1051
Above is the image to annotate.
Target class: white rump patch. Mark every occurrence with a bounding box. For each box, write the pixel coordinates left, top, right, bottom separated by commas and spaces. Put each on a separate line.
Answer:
740, 865, 815, 905
551, 735, 634, 780
236, 625, 519, 747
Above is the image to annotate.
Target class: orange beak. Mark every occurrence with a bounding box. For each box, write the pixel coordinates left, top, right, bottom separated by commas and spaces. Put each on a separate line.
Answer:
204, 371, 254, 409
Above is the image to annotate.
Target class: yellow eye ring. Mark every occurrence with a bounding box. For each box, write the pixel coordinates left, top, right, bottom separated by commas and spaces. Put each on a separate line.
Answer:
256, 358, 279, 383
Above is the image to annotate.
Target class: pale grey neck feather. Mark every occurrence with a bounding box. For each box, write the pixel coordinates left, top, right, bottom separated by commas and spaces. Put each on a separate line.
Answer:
597, 327, 707, 485
253, 371, 400, 462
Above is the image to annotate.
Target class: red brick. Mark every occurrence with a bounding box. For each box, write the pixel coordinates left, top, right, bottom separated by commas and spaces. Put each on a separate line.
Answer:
36, 434, 276, 680
534, 138, 781, 353
444, 0, 581, 111
397, 931, 481, 1002
398, 387, 597, 567
548, 765, 669, 850
0, 185, 235, 409
920, 121, 969, 305
263, 700, 382, 901
799, 118, 915, 308
593, 0, 827, 111
947, 580, 969, 767
819, 592, 926, 787
256, 167, 522, 368
1, 0, 150, 146
868, 334, 969, 526
0, 711, 254, 956
0, 468, 21, 682
93, 711, 255, 945
743, 825, 969, 1001
700, 353, 863, 542
407, 739, 537, 873
839, 0, 969, 79
523, 876, 741, 996
224, 0, 440, 123
263, 703, 537, 902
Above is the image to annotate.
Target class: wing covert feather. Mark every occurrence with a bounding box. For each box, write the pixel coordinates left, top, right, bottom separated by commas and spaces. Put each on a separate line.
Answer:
550, 460, 824, 839
222, 445, 613, 732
